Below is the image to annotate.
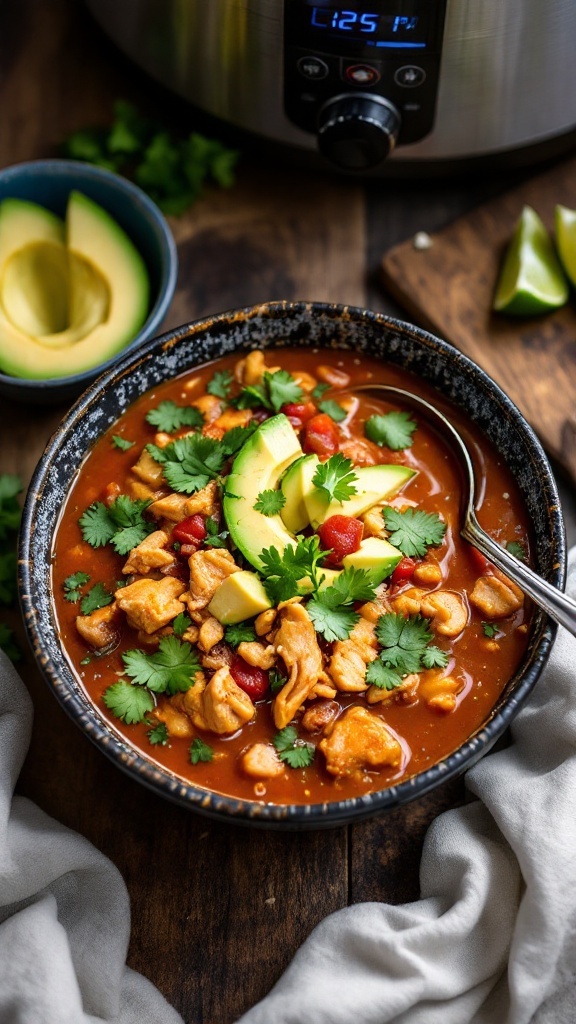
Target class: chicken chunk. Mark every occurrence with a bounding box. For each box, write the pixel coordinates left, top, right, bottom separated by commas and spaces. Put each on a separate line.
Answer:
234, 349, 280, 386
131, 448, 165, 487
200, 640, 233, 672
419, 671, 462, 713
338, 437, 379, 467
203, 407, 252, 440
197, 615, 225, 653
328, 616, 378, 692
469, 572, 524, 620
239, 743, 284, 780
272, 603, 326, 729
361, 504, 388, 539
201, 666, 255, 734
153, 698, 194, 739
190, 393, 222, 423
391, 587, 427, 617
255, 608, 277, 636
148, 480, 219, 522
301, 699, 340, 735
366, 673, 420, 705
420, 590, 468, 638
76, 602, 120, 650
186, 548, 240, 612
319, 707, 402, 779
122, 529, 175, 576
413, 562, 443, 586
237, 641, 276, 670
115, 577, 186, 634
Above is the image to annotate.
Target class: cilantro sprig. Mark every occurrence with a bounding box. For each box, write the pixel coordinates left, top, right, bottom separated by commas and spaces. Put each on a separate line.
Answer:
273, 726, 315, 769
253, 489, 286, 516
112, 435, 135, 451
259, 536, 329, 604
234, 369, 303, 414
147, 434, 227, 494
382, 506, 446, 558
318, 399, 347, 422
312, 453, 358, 504
80, 582, 114, 615
122, 635, 202, 695
103, 681, 154, 724
365, 411, 417, 450
146, 400, 204, 433
63, 571, 91, 603
207, 369, 234, 399
225, 622, 257, 647
307, 567, 378, 642
190, 737, 214, 764
79, 495, 155, 554
367, 612, 449, 690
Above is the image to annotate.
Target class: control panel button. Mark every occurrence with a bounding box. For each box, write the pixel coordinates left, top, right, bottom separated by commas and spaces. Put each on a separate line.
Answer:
297, 55, 329, 80
343, 63, 381, 87
394, 65, 426, 88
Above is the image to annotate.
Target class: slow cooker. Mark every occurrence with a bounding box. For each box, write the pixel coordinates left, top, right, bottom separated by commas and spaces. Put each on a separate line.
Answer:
87, 0, 576, 174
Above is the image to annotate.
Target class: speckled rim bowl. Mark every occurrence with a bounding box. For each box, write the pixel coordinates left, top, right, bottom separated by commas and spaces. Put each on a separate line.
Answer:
0, 159, 178, 405
19, 301, 566, 829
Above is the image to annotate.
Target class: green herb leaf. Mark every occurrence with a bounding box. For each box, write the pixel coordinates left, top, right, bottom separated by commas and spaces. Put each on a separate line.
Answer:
190, 737, 214, 764
204, 516, 229, 548
79, 496, 154, 554
63, 571, 91, 603
147, 434, 228, 494
273, 725, 315, 769
172, 611, 192, 637
421, 645, 449, 669
265, 370, 304, 413
365, 660, 404, 690
253, 489, 286, 516
311, 382, 331, 402
146, 720, 169, 746
259, 536, 329, 603
306, 567, 377, 641
207, 369, 234, 399
234, 383, 271, 412
146, 400, 204, 433
103, 681, 154, 724
270, 669, 287, 694
122, 635, 202, 695
112, 435, 135, 451
506, 540, 526, 561
80, 582, 114, 615
220, 423, 258, 456
482, 622, 499, 638
318, 399, 347, 422
312, 452, 358, 504
375, 612, 433, 675
307, 600, 359, 642
365, 411, 417, 450
382, 507, 446, 558
224, 622, 257, 647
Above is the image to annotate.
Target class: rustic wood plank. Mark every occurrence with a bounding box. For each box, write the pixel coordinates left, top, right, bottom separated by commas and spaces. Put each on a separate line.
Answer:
380, 158, 576, 482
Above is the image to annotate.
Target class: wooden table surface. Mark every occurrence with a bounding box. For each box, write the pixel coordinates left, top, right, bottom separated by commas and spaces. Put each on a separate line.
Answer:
1, 4, 574, 1022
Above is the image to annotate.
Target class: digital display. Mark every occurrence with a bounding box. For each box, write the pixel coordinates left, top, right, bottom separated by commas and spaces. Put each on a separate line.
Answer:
298, 2, 436, 51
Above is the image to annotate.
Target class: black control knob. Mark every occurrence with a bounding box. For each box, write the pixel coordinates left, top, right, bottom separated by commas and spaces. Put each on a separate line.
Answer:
317, 93, 401, 171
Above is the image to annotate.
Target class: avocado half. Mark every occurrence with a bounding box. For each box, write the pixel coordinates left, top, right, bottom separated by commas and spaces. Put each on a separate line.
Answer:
0, 192, 150, 379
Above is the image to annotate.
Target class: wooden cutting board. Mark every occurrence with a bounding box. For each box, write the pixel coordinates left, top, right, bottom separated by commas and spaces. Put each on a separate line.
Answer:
381, 155, 576, 484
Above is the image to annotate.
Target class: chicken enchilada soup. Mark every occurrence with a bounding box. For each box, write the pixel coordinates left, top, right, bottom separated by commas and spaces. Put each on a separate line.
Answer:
52, 348, 531, 804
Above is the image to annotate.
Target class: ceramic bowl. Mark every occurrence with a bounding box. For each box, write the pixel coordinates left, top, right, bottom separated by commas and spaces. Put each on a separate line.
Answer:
18, 302, 566, 828
0, 159, 178, 405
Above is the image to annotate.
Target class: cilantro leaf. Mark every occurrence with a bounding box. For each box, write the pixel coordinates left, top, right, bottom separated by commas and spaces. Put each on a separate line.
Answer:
259, 536, 329, 603
421, 645, 449, 669
311, 382, 330, 402
382, 507, 446, 558
365, 660, 404, 690
253, 489, 286, 516
318, 399, 347, 422
273, 726, 315, 769
270, 669, 287, 694
0, 622, 21, 662
146, 720, 169, 746
482, 622, 499, 638
306, 567, 376, 641
80, 582, 114, 615
103, 681, 154, 724
122, 635, 202, 695
322, 565, 379, 605
265, 370, 303, 413
172, 611, 192, 637
506, 540, 526, 561
234, 383, 272, 411
376, 613, 433, 675
204, 516, 229, 548
79, 496, 154, 554
225, 622, 257, 647
147, 434, 228, 494
307, 600, 359, 642
146, 400, 204, 433
207, 369, 234, 399
190, 737, 214, 764
365, 411, 417, 450
63, 571, 91, 603
312, 453, 358, 504
221, 423, 258, 456
112, 435, 135, 451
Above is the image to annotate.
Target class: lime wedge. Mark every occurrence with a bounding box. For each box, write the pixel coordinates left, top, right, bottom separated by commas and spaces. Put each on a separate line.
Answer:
555, 204, 576, 287
493, 205, 569, 315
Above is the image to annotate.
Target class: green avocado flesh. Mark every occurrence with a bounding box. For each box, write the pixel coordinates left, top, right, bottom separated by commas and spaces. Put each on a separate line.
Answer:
222, 414, 412, 591
0, 192, 150, 379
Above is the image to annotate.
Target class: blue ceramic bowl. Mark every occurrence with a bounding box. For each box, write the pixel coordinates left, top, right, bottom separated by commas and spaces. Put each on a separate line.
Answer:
19, 302, 566, 829
0, 159, 178, 404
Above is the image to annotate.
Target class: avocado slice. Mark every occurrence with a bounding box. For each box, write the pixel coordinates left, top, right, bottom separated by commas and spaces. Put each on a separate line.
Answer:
207, 570, 273, 625
342, 537, 403, 582
223, 414, 303, 571
280, 453, 318, 533
0, 192, 149, 379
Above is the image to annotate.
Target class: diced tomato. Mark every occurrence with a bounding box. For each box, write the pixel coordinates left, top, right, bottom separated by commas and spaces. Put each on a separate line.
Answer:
390, 556, 416, 586
281, 401, 318, 428
317, 515, 363, 566
172, 514, 207, 545
467, 545, 492, 575
230, 654, 270, 701
303, 413, 339, 457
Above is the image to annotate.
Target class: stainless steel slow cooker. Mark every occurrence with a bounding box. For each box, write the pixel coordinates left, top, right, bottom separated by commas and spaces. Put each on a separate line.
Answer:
87, 0, 576, 174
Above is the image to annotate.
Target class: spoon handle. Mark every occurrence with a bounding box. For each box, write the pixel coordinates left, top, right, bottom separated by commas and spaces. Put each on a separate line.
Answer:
463, 515, 576, 638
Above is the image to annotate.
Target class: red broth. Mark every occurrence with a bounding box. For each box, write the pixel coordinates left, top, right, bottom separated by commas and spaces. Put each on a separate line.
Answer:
51, 348, 531, 805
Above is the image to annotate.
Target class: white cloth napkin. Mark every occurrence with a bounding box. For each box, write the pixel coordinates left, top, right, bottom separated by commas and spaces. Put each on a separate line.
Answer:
1, 552, 575, 1024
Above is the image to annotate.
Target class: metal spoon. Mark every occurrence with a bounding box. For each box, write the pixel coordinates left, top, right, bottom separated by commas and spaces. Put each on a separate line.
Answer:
352, 384, 576, 638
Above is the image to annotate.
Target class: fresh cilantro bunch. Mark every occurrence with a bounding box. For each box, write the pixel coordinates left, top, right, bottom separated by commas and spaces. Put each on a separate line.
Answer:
146, 401, 204, 433
367, 612, 449, 690
382, 506, 446, 558
61, 100, 239, 216
103, 636, 202, 725
307, 567, 378, 642
365, 411, 417, 450
259, 536, 329, 603
79, 495, 155, 554
234, 370, 303, 413
147, 423, 256, 494
312, 452, 358, 504
273, 726, 315, 769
